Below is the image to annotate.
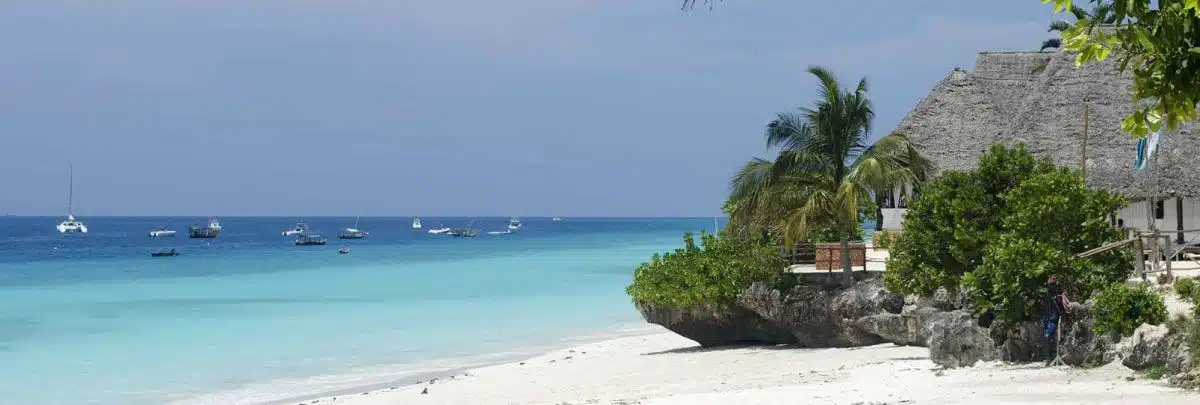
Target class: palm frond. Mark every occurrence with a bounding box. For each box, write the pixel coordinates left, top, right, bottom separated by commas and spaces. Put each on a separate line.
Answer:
765, 112, 812, 151
1048, 20, 1072, 32
1041, 38, 1063, 52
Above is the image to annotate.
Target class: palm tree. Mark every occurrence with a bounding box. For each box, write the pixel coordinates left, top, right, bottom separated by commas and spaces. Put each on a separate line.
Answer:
1041, 3, 1117, 52
728, 66, 933, 285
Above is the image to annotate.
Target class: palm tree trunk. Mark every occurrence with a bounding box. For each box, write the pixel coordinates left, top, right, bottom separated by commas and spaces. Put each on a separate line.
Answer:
840, 237, 853, 286
874, 193, 884, 232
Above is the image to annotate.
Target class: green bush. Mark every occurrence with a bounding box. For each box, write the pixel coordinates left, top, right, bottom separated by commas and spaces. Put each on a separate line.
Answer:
962, 170, 1131, 327
885, 144, 1058, 297
626, 232, 786, 309
873, 230, 893, 250
1176, 277, 1198, 300
1091, 283, 1168, 338
1189, 318, 1200, 368
964, 235, 1081, 328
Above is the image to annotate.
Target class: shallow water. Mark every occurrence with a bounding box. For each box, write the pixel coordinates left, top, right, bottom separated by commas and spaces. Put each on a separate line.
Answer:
0, 217, 713, 405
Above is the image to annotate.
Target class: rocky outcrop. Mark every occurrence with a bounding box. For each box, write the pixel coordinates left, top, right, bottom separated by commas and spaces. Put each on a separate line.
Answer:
738, 274, 903, 347
634, 301, 797, 347
1116, 324, 1192, 374
928, 311, 997, 367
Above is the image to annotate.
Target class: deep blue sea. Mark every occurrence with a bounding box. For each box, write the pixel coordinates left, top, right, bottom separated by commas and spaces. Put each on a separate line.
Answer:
0, 216, 724, 405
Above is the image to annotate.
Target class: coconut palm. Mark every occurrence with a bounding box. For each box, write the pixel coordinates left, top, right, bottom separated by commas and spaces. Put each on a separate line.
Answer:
728, 66, 933, 285
1041, 3, 1117, 52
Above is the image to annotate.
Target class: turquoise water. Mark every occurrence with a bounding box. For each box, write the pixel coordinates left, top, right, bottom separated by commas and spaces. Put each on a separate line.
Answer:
0, 217, 715, 405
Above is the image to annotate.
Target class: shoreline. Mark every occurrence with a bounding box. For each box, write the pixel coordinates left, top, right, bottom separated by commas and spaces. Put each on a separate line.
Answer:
279, 330, 1196, 405
169, 324, 662, 405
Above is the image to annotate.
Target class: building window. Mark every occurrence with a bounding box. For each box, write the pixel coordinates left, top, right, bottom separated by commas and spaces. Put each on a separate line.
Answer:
1154, 200, 1165, 220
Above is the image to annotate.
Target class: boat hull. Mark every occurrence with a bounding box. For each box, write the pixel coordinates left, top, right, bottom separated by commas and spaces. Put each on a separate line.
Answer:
188, 228, 220, 238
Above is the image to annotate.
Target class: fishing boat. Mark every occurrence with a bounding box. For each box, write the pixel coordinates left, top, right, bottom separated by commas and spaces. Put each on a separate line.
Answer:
188, 218, 222, 238
148, 227, 176, 237
412, 217, 422, 229
295, 234, 327, 246
451, 218, 480, 237
282, 222, 309, 236
507, 214, 521, 231
338, 216, 367, 239
150, 248, 180, 257
56, 165, 88, 234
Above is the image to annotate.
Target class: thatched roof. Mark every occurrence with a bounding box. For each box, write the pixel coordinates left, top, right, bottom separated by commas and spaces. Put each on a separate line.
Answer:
894, 50, 1200, 200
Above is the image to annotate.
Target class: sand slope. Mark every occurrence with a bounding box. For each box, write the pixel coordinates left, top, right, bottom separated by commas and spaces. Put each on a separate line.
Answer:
305, 329, 1194, 405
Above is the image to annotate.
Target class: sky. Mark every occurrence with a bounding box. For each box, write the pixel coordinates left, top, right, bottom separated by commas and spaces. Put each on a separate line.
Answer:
1, 1, 1057, 217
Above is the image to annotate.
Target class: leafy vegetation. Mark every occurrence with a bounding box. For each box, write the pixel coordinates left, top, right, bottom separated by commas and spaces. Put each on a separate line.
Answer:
1040, 3, 1117, 51
883, 144, 1059, 297
727, 66, 932, 284
1091, 283, 1168, 338
1043, 0, 1200, 138
872, 230, 895, 250
886, 145, 1131, 328
626, 232, 786, 309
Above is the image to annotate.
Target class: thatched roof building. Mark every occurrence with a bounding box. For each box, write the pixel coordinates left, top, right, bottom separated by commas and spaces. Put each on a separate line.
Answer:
894, 50, 1200, 201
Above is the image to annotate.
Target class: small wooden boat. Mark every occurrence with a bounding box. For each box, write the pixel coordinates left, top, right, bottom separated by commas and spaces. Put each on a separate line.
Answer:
151, 249, 180, 257
296, 234, 327, 246
338, 247, 350, 254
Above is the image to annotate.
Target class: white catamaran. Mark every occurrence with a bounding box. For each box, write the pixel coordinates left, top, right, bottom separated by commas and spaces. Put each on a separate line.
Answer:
56, 165, 87, 234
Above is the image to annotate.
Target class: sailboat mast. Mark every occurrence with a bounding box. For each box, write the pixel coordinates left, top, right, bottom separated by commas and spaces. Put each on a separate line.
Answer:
67, 165, 74, 215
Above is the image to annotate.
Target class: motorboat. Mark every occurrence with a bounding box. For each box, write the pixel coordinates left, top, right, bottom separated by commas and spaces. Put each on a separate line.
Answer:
452, 228, 480, 238
487, 229, 512, 235
150, 249, 180, 257
338, 247, 350, 254
552, 217, 563, 222
507, 216, 521, 231
57, 214, 88, 234
412, 217, 422, 229
148, 227, 176, 237
188, 218, 222, 238
56, 165, 87, 234
338, 217, 367, 239
282, 222, 309, 236
427, 225, 452, 234
296, 234, 327, 246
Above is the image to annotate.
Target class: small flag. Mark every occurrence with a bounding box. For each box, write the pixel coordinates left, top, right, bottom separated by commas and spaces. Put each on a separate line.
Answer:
1134, 130, 1160, 172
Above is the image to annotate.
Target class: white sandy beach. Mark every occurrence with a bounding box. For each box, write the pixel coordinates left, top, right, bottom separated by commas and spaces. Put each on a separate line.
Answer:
293, 328, 1195, 405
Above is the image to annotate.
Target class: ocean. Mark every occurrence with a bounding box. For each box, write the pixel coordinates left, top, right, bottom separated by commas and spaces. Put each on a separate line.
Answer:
0, 216, 723, 405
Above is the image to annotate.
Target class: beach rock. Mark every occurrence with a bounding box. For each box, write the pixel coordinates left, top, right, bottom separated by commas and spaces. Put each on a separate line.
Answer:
633, 301, 796, 347
1116, 324, 1192, 374
738, 275, 902, 347
928, 310, 998, 368
1169, 369, 1200, 389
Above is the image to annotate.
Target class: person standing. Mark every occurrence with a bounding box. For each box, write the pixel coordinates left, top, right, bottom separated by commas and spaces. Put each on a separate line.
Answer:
1041, 276, 1071, 366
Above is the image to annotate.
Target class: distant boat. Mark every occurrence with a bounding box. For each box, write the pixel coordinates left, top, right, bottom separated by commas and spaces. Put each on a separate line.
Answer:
427, 224, 451, 234
507, 213, 521, 231
188, 218, 222, 238
296, 234, 327, 246
56, 165, 88, 234
148, 227, 176, 237
282, 222, 309, 236
338, 247, 350, 254
338, 216, 367, 239
412, 217, 422, 229
451, 218, 480, 238
487, 229, 512, 235
552, 217, 563, 222
150, 248, 180, 257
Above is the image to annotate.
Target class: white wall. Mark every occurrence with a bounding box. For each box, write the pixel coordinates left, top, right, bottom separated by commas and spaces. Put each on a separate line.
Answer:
881, 208, 907, 230
1118, 198, 1200, 245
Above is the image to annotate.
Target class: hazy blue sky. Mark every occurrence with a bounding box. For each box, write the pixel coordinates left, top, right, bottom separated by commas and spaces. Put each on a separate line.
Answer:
1, 1, 1054, 217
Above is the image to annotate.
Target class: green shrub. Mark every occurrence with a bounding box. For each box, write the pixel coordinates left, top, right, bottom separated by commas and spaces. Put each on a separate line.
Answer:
873, 230, 893, 250
1189, 317, 1200, 368
884, 144, 1058, 297
626, 232, 786, 309
1176, 277, 1198, 300
1091, 283, 1168, 338
964, 235, 1082, 328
